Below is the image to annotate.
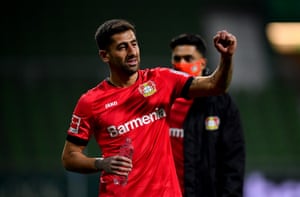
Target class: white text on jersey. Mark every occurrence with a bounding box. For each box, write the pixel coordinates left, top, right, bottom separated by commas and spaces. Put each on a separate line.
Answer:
105, 101, 118, 109
107, 107, 166, 137
169, 128, 184, 138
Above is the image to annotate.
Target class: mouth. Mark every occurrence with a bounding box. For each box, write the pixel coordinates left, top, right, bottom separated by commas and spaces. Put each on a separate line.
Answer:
127, 58, 138, 66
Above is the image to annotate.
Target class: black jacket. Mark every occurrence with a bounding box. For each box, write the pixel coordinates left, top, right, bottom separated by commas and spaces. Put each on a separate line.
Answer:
183, 93, 245, 197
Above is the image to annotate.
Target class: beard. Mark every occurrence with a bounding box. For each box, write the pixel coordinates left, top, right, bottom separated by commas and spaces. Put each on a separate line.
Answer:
109, 54, 140, 77
121, 61, 140, 76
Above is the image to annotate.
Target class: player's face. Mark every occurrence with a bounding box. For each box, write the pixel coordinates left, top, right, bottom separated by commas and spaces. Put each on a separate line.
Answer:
171, 45, 206, 76
103, 30, 140, 76
172, 45, 202, 64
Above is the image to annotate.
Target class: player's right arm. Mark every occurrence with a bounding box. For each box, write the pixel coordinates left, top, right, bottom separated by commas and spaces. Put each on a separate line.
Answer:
62, 93, 132, 175
61, 140, 133, 175
61, 140, 99, 173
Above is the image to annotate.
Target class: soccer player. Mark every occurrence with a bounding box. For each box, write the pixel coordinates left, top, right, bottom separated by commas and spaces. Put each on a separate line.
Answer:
61, 19, 237, 196
168, 33, 245, 196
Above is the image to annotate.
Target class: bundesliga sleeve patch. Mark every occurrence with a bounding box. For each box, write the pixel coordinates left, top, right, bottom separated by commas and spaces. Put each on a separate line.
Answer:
205, 116, 220, 131
69, 114, 81, 134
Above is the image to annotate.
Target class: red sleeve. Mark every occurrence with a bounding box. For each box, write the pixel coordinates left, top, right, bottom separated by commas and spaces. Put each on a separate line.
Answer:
157, 68, 193, 98
66, 93, 95, 144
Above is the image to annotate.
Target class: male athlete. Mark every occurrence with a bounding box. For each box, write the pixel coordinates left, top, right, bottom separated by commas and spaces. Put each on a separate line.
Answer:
61, 19, 237, 196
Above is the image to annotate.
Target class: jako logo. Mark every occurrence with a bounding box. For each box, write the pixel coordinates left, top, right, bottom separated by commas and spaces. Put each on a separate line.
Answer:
107, 107, 166, 137
105, 101, 118, 109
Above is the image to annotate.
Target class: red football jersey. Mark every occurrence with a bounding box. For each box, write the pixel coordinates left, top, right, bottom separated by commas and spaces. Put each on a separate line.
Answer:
169, 98, 193, 195
67, 67, 192, 197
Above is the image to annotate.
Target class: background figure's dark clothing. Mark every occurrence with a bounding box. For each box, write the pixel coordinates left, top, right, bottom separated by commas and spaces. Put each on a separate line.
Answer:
184, 93, 245, 197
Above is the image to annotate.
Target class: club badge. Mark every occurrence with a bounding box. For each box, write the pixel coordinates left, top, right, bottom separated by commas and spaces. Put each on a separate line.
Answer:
138, 80, 157, 97
205, 116, 220, 131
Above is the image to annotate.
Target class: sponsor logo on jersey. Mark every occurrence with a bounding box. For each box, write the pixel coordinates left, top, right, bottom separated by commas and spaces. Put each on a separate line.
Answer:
169, 128, 184, 138
138, 80, 157, 97
69, 114, 81, 134
107, 107, 166, 137
205, 116, 220, 130
105, 101, 118, 109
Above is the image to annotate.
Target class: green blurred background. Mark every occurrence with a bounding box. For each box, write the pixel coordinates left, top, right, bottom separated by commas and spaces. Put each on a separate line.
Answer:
1, 0, 300, 196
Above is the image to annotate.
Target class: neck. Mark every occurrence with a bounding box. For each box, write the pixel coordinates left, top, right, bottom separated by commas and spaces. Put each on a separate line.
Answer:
109, 72, 138, 88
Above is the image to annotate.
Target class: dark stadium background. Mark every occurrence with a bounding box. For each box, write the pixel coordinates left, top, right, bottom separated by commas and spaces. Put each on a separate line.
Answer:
1, 0, 300, 196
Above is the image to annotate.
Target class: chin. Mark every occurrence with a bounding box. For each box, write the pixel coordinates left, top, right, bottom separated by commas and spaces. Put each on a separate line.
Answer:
130, 64, 139, 70
125, 66, 139, 75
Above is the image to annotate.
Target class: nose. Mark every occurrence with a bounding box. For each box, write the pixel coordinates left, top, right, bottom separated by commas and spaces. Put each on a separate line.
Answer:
127, 44, 137, 55
178, 58, 187, 63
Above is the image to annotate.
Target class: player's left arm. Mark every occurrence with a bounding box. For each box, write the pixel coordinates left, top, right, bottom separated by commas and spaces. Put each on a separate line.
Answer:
187, 30, 237, 98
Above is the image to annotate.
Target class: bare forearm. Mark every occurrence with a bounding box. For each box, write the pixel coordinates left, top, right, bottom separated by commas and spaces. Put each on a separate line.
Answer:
188, 30, 236, 98
210, 55, 233, 93
207, 29, 236, 95
62, 151, 99, 174
187, 55, 232, 97
61, 141, 132, 176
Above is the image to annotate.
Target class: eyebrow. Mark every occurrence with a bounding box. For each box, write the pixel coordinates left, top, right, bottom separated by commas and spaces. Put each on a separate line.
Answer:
116, 39, 138, 47
173, 55, 193, 59
174, 55, 193, 58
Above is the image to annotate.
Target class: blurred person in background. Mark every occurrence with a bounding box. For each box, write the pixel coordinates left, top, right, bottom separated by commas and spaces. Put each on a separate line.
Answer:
168, 33, 245, 197
61, 19, 237, 197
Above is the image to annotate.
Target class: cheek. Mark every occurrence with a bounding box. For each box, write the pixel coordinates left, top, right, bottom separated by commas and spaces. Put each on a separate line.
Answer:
135, 48, 140, 56
111, 52, 125, 61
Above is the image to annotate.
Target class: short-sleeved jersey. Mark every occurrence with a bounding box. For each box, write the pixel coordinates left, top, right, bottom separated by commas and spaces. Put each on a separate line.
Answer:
66, 67, 193, 197
168, 98, 193, 196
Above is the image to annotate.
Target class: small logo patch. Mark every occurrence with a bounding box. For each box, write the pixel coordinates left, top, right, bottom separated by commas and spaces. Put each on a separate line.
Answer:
69, 114, 81, 134
138, 80, 157, 97
205, 116, 220, 131
105, 101, 118, 109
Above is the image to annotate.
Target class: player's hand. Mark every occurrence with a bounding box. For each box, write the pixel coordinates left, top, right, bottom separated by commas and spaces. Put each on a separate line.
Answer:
213, 30, 237, 57
99, 156, 133, 176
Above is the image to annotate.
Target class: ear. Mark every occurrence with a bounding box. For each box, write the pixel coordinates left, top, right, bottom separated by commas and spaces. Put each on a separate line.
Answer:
200, 58, 207, 69
99, 50, 109, 63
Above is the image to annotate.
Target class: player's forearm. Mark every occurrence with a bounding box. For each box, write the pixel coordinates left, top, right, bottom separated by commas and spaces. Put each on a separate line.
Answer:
188, 55, 233, 97
211, 54, 233, 93
200, 29, 235, 96
62, 151, 100, 174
